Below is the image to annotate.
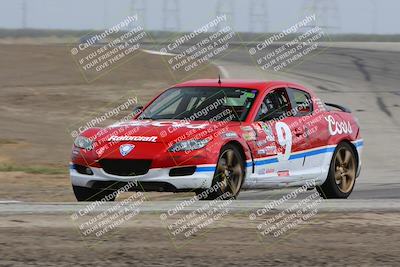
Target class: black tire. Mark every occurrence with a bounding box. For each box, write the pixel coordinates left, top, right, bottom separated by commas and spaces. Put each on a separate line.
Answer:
72, 185, 117, 202
317, 142, 357, 199
196, 144, 245, 200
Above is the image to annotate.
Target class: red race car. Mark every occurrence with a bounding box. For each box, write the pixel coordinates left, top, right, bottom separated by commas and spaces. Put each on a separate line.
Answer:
70, 79, 363, 201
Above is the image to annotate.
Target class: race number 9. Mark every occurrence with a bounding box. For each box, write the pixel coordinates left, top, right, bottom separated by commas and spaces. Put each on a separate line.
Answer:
275, 122, 292, 161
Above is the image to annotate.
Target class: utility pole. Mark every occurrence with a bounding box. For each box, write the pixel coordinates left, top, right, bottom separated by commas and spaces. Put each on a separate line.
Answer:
370, 0, 378, 34
103, 0, 108, 29
21, 0, 27, 28
215, 0, 235, 31
302, 0, 341, 32
249, 0, 268, 33
130, 0, 146, 29
163, 0, 180, 32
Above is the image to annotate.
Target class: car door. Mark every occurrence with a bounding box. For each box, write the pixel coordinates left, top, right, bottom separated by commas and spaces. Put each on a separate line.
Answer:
245, 89, 281, 185
285, 87, 318, 181
250, 88, 295, 185
288, 88, 325, 179
252, 87, 314, 187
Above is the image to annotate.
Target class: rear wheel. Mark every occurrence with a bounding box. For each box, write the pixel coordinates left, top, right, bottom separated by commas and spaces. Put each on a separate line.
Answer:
317, 142, 356, 199
197, 144, 245, 200
72, 185, 117, 202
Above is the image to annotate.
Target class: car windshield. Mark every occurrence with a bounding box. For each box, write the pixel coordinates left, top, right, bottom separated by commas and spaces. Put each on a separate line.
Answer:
139, 87, 258, 122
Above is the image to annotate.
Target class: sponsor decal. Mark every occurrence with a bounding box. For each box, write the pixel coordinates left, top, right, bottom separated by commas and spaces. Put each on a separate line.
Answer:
257, 145, 276, 155
257, 168, 275, 175
119, 144, 135, 156
108, 135, 158, 142
261, 123, 275, 141
241, 126, 257, 141
241, 126, 254, 132
277, 170, 290, 177
264, 145, 277, 155
265, 168, 275, 174
256, 140, 267, 147
243, 131, 257, 141
222, 132, 238, 138
257, 149, 266, 155
325, 115, 353, 136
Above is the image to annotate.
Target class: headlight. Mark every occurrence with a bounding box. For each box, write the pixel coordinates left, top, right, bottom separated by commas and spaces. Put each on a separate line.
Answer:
74, 136, 93, 150
168, 139, 210, 152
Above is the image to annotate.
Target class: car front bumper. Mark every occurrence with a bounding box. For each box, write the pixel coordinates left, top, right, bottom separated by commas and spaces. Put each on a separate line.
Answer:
70, 164, 215, 192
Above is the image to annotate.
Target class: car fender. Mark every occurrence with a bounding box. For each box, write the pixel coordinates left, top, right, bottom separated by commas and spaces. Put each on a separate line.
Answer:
321, 112, 361, 181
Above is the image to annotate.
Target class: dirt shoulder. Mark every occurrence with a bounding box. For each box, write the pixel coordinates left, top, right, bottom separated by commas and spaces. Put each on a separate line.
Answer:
0, 212, 399, 266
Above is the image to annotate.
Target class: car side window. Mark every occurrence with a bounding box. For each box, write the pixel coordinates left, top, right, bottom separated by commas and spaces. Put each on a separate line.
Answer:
256, 88, 292, 121
288, 88, 313, 116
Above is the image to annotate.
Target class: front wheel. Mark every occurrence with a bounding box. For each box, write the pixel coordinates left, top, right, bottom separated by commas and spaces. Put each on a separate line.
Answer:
197, 144, 245, 200
72, 185, 117, 201
317, 142, 357, 199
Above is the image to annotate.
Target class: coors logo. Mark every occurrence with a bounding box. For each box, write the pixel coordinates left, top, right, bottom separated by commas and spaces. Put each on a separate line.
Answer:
325, 115, 353, 136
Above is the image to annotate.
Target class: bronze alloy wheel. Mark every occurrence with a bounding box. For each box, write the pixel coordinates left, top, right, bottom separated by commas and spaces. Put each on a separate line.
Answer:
216, 148, 244, 197
317, 142, 357, 199
334, 146, 356, 193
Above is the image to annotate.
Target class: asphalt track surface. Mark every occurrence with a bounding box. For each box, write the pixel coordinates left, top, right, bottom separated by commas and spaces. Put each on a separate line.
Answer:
1, 200, 400, 215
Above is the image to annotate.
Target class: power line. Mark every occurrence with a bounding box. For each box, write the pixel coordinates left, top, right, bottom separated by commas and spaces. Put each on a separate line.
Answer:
103, 0, 108, 29
216, 0, 235, 31
163, 0, 180, 32
249, 0, 268, 33
21, 0, 27, 28
302, 0, 341, 32
130, 0, 146, 29
370, 0, 378, 34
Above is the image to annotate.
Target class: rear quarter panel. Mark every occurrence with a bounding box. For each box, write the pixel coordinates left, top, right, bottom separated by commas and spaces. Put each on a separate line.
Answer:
316, 110, 362, 183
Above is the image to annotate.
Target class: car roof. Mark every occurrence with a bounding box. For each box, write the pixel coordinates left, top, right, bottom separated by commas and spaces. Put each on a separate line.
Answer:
173, 79, 308, 92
